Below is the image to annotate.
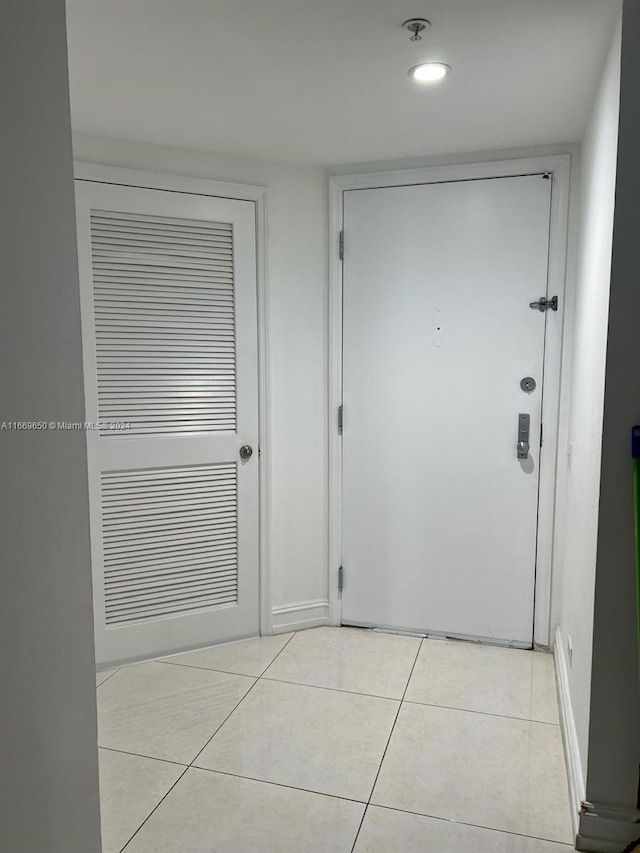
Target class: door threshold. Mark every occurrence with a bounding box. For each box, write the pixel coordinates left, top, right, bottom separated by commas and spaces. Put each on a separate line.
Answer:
372, 627, 428, 639
344, 621, 532, 649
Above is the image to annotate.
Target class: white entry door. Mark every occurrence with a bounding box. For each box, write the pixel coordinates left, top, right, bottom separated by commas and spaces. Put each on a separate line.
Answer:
342, 175, 552, 646
75, 181, 259, 666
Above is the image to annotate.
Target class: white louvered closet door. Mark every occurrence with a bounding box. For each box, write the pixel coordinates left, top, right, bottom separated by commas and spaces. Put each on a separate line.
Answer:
75, 181, 259, 666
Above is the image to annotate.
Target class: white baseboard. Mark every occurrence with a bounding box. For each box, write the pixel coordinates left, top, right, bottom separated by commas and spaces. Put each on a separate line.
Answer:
577, 809, 640, 852
554, 625, 586, 842
555, 627, 640, 852
271, 599, 330, 634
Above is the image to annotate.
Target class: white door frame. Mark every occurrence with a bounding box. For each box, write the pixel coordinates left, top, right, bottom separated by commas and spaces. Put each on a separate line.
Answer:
328, 154, 571, 647
73, 162, 274, 637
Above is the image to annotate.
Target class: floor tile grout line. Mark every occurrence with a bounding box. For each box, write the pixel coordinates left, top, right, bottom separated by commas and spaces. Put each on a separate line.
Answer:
110, 758, 574, 852
187, 677, 260, 768
98, 663, 559, 725
256, 630, 298, 678
371, 802, 575, 847
186, 631, 298, 768
150, 662, 562, 726
108, 634, 301, 852
350, 638, 425, 853
158, 659, 272, 678
349, 803, 369, 853
99, 634, 300, 779
368, 643, 569, 848
258, 630, 299, 680
159, 632, 298, 679
189, 764, 369, 806
119, 764, 190, 853
259, 674, 402, 702
96, 668, 120, 688
401, 698, 561, 726
259, 675, 560, 725
99, 744, 189, 769
368, 638, 424, 797
119, 631, 418, 850
109, 761, 574, 851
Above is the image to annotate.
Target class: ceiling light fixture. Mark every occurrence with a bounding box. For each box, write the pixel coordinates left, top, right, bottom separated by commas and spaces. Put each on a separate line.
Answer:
408, 62, 451, 83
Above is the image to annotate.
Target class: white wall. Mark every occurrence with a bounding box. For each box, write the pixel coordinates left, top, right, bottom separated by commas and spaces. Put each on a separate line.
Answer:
555, 15, 622, 797
578, 0, 640, 848
0, 2, 102, 851
72, 134, 329, 622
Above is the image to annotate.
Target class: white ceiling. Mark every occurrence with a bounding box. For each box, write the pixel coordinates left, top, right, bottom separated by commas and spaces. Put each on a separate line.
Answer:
65, 0, 620, 166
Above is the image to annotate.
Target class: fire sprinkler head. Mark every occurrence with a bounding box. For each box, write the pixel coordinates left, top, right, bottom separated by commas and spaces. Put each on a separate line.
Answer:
402, 18, 432, 41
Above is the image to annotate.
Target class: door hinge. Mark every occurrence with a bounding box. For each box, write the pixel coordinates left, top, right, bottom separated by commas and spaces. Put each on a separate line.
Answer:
540, 423, 544, 447
338, 566, 344, 594
337, 404, 344, 435
339, 230, 344, 261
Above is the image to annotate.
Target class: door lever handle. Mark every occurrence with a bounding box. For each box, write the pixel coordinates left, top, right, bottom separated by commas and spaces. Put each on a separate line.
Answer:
517, 414, 530, 460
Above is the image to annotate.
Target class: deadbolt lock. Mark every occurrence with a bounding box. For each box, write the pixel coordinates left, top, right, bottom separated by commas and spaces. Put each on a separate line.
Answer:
520, 376, 536, 393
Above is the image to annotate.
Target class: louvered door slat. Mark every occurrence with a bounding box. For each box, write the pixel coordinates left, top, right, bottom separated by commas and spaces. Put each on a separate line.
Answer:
105, 554, 238, 576
106, 576, 238, 601
106, 572, 237, 591
103, 523, 236, 542
106, 597, 238, 626
104, 534, 238, 556
101, 463, 238, 625
94, 281, 234, 293
104, 550, 238, 571
105, 565, 238, 584
90, 209, 236, 438
94, 303, 235, 314
91, 228, 235, 243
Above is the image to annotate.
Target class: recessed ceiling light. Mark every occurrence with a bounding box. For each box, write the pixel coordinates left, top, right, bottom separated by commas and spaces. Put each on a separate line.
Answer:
408, 62, 451, 83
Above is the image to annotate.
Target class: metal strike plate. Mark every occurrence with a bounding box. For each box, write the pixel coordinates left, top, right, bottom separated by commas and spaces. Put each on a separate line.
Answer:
520, 376, 536, 393
517, 414, 530, 460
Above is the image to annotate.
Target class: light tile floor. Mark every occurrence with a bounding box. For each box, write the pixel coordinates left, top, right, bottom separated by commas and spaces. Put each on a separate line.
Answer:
97, 627, 574, 852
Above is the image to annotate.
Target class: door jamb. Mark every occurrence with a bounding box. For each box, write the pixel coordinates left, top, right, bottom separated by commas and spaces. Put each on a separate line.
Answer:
328, 155, 571, 646
73, 162, 273, 636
